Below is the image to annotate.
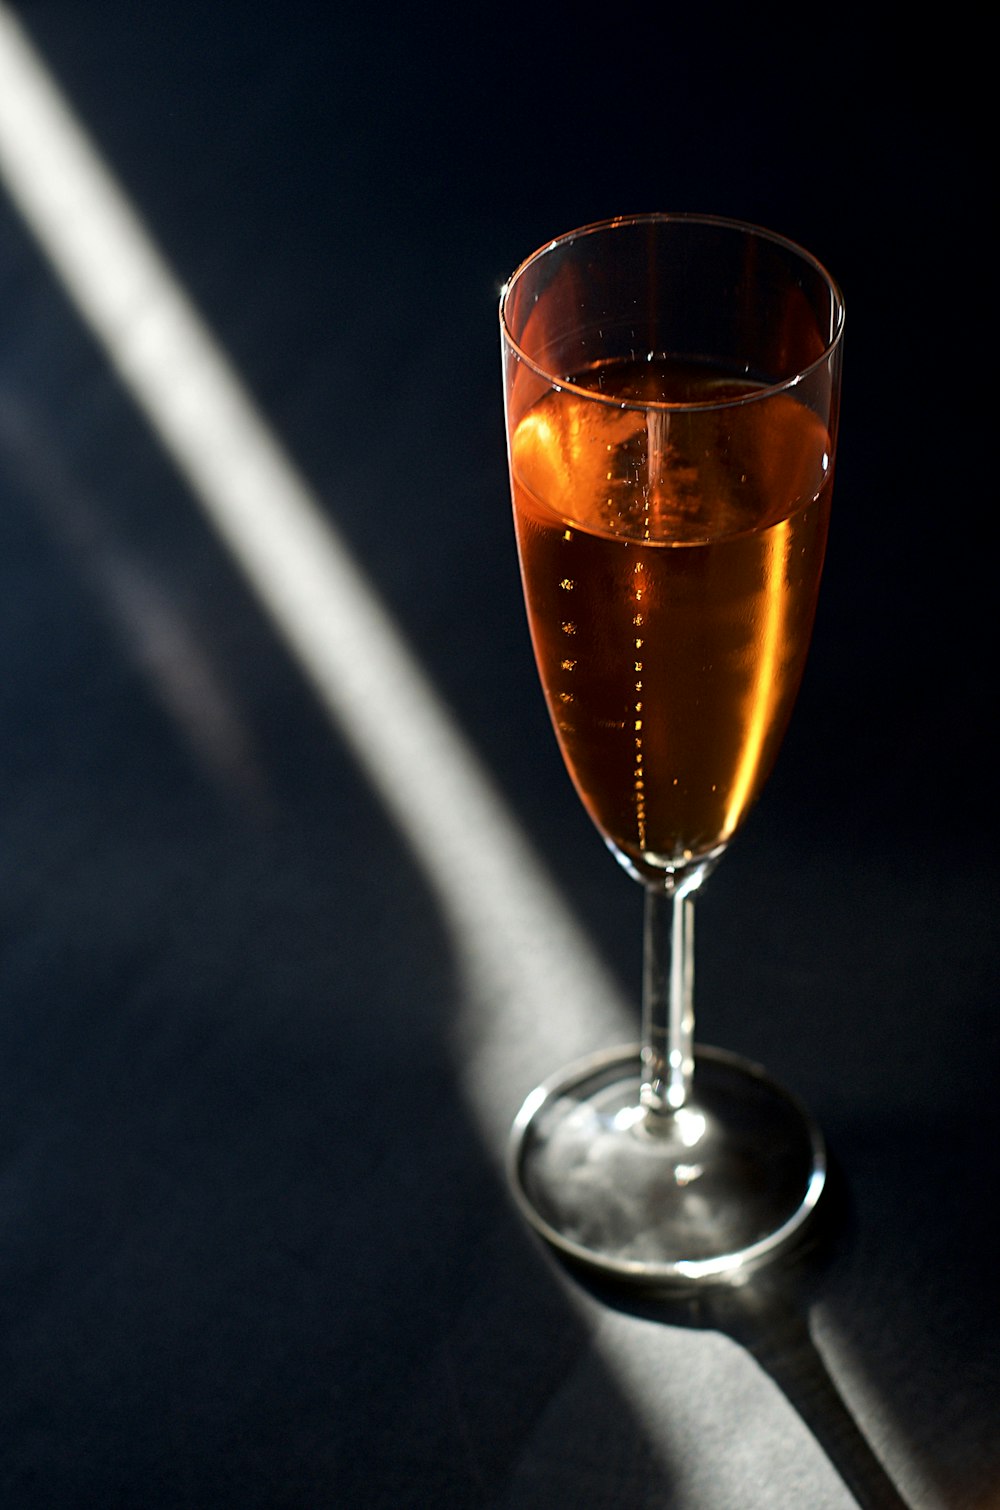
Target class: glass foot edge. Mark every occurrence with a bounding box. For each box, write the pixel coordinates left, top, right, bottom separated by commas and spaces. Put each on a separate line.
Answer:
508, 1043, 826, 1288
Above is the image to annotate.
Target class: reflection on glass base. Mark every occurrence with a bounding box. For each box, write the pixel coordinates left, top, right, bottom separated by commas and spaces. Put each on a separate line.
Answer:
509, 1045, 826, 1286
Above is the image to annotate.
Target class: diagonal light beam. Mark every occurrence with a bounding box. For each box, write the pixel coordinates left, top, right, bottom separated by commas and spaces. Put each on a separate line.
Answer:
0, 3, 629, 1134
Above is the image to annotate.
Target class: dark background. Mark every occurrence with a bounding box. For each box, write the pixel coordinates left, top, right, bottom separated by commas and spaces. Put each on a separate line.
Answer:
0, 4, 995, 1507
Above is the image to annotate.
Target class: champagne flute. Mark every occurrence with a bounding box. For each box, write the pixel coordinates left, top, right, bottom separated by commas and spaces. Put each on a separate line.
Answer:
500, 214, 844, 1284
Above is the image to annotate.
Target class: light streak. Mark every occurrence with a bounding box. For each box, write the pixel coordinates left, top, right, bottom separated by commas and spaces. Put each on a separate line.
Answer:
0, 3, 629, 1136
722, 517, 791, 838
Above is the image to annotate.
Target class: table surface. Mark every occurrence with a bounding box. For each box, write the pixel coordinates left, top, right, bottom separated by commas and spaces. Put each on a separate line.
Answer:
0, 6, 995, 1507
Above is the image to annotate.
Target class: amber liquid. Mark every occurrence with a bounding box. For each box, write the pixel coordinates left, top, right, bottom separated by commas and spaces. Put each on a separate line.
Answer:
510, 358, 833, 881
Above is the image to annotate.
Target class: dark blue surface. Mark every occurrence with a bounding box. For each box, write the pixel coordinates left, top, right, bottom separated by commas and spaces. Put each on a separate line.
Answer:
0, 6, 995, 1506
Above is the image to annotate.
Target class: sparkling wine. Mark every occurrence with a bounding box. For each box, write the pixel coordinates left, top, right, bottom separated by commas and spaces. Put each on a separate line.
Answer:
510, 358, 833, 881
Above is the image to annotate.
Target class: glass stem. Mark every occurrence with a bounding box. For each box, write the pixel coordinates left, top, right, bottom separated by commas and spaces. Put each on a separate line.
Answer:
641, 880, 697, 1115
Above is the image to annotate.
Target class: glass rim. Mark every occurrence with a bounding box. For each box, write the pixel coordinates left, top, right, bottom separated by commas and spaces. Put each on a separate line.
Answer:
499, 212, 846, 412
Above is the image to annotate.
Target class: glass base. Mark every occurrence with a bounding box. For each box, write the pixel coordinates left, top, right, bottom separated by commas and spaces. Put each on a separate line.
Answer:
509, 1045, 826, 1286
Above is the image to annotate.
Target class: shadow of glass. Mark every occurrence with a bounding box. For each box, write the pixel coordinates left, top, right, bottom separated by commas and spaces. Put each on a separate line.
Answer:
566, 1169, 912, 1510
